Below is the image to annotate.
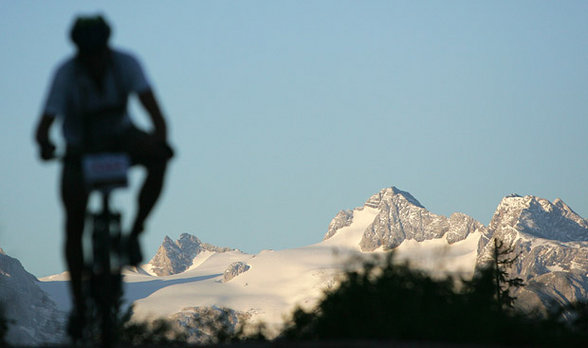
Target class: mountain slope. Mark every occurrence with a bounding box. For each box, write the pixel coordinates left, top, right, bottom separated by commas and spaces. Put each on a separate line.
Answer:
145, 233, 235, 276
477, 194, 588, 310
325, 187, 485, 251
128, 244, 352, 334
36, 187, 588, 342
323, 187, 484, 276
130, 187, 490, 333
0, 249, 65, 346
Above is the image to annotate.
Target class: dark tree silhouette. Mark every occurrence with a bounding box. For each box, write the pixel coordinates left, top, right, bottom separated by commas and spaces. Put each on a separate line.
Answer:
490, 238, 524, 311
280, 250, 587, 346
0, 304, 7, 348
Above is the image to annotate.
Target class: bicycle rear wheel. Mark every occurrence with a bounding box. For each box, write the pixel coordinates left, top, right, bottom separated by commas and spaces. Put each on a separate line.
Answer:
90, 208, 123, 347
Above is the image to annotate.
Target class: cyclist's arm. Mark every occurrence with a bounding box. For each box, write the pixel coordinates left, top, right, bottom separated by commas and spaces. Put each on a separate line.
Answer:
138, 89, 167, 143
35, 113, 56, 145
37, 60, 67, 147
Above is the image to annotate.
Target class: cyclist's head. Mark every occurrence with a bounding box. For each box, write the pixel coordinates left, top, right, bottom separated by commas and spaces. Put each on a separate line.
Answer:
70, 15, 111, 56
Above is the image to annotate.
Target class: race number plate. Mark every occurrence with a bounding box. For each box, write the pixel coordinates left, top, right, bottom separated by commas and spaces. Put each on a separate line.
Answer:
82, 153, 130, 190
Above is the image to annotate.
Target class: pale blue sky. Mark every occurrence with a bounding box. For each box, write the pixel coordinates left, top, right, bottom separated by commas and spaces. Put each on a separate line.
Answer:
1, 1, 587, 277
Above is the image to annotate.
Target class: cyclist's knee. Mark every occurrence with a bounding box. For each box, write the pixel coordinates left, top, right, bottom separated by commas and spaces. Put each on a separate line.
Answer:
143, 156, 168, 178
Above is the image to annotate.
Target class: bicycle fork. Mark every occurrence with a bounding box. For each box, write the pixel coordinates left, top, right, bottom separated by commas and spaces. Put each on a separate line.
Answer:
88, 192, 123, 347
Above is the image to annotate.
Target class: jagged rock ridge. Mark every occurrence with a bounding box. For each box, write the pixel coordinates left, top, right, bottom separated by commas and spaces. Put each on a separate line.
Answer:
325, 187, 486, 251
148, 233, 235, 276
324, 209, 354, 240
486, 194, 588, 244
477, 194, 588, 310
324, 187, 588, 313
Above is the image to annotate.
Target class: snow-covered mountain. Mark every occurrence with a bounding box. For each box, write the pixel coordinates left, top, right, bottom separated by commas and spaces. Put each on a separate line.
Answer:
477, 194, 588, 312
126, 187, 492, 336
145, 233, 236, 276
0, 248, 65, 346
33, 186, 588, 343
126, 240, 339, 336
325, 187, 485, 251
323, 187, 484, 277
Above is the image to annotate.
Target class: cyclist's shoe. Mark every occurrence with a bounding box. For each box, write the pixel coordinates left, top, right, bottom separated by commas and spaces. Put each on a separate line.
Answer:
126, 234, 143, 266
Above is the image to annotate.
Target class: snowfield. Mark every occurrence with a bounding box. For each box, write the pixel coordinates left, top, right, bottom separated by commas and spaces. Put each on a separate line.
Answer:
36, 187, 588, 340
39, 196, 483, 334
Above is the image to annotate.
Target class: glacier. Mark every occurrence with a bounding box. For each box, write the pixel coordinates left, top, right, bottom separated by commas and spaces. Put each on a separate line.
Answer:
3, 186, 584, 344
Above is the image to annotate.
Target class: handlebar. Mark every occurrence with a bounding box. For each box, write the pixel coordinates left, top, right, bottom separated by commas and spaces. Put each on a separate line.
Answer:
43, 150, 130, 193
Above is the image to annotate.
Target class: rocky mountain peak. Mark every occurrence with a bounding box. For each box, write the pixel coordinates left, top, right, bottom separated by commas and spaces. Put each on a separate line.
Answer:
365, 186, 425, 209
177, 233, 201, 250
489, 194, 588, 243
360, 191, 483, 251
148, 234, 235, 276
324, 186, 484, 251
477, 194, 588, 308
324, 209, 354, 240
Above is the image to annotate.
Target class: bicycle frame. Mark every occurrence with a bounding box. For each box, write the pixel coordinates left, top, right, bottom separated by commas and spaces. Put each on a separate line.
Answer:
82, 153, 130, 347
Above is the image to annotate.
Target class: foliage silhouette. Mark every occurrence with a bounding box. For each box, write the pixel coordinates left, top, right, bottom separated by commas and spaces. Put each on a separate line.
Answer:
117, 305, 188, 346
171, 306, 269, 345
0, 304, 8, 348
76, 291, 186, 346
281, 251, 588, 346
116, 305, 269, 346
488, 238, 524, 311
566, 300, 588, 333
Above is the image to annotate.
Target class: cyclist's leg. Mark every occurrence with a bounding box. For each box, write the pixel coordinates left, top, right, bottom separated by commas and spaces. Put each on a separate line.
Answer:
122, 127, 172, 262
61, 161, 89, 320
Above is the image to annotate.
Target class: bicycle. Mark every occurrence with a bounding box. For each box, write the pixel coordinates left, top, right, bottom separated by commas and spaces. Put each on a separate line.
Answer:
75, 152, 131, 347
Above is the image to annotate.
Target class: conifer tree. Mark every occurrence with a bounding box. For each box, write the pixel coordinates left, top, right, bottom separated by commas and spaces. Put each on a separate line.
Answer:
491, 238, 525, 311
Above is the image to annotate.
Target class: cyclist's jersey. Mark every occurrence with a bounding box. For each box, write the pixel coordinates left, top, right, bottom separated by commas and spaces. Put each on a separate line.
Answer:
43, 49, 150, 147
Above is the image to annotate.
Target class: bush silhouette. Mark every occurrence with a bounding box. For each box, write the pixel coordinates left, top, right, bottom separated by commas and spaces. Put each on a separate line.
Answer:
116, 305, 187, 346
281, 252, 588, 345
0, 304, 8, 348
283, 253, 466, 341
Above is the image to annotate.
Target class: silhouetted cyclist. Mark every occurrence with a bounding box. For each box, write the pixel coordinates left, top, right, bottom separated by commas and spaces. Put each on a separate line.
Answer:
34, 15, 173, 336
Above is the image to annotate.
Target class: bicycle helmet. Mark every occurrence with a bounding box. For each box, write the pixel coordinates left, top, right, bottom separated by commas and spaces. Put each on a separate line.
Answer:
70, 15, 111, 55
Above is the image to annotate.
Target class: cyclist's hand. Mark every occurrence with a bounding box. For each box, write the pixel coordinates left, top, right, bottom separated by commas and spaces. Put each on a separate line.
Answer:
153, 133, 174, 160
153, 128, 167, 144
39, 141, 56, 161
